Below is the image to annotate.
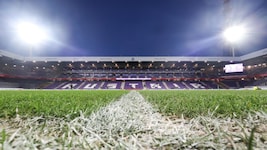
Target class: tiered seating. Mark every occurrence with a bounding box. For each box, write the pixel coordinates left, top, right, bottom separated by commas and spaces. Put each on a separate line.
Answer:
164, 81, 185, 89
45, 80, 247, 90
79, 81, 102, 89
221, 80, 238, 89
238, 80, 251, 88
101, 81, 122, 89
145, 81, 167, 89
57, 81, 83, 89
45, 82, 65, 89
201, 81, 218, 89
183, 81, 207, 89
124, 81, 143, 89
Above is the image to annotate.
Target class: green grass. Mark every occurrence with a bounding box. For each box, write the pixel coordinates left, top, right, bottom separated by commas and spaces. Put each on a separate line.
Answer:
140, 90, 267, 118
0, 90, 128, 119
1, 89, 266, 119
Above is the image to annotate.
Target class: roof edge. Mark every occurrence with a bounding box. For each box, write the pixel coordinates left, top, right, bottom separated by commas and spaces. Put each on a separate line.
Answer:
1, 48, 266, 62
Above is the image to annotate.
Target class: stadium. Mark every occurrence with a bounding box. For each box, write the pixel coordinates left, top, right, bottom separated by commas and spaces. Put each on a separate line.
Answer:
0, 48, 267, 90
1, 0, 267, 149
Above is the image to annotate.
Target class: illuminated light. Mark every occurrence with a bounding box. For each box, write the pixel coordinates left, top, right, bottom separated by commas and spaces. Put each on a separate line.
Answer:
43, 67, 46, 69
223, 25, 247, 43
36, 66, 39, 69
33, 60, 36, 63
13, 65, 16, 67
21, 65, 24, 68
15, 22, 49, 45
51, 65, 55, 68
57, 63, 60, 66
5, 63, 7, 66
45, 60, 47, 63
247, 65, 251, 69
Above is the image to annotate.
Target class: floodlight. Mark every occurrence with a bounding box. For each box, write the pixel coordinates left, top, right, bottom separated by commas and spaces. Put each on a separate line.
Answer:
223, 25, 247, 43
16, 22, 48, 45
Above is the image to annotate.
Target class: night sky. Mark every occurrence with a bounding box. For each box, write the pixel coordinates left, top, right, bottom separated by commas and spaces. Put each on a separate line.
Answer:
0, 0, 267, 56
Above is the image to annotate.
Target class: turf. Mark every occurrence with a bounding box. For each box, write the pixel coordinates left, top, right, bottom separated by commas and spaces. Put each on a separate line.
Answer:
140, 90, 267, 118
0, 90, 128, 119
1, 89, 266, 119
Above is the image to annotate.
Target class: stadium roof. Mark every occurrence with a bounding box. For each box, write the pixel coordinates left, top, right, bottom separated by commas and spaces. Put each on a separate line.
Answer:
1, 48, 267, 62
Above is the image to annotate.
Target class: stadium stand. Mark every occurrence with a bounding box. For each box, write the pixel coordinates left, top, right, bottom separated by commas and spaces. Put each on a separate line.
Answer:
0, 49, 267, 90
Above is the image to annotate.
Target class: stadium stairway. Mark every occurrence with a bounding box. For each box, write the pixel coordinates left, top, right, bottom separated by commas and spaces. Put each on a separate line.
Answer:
99, 82, 105, 89
200, 81, 211, 89
121, 81, 125, 89
142, 81, 146, 89
39, 82, 52, 89
217, 82, 229, 89
77, 81, 86, 89
181, 82, 190, 89
56, 82, 67, 89
162, 81, 169, 89
236, 81, 240, 88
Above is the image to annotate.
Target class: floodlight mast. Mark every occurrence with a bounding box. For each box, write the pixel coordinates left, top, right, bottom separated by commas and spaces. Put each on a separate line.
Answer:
231, 46, 235, 57
15, 22, 48, 57
222, 0, 248, 57
223, 0, 233, 57
223, 25, 247, 57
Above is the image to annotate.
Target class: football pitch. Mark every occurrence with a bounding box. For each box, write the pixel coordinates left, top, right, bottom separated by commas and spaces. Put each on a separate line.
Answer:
0, 90, 266, 149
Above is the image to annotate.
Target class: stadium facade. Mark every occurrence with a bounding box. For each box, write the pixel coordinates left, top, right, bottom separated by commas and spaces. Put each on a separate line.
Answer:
0, 49, 267, 90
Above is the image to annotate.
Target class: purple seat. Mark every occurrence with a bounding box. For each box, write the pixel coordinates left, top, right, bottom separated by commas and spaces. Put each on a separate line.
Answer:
101, 81, 122, 89
124, 81, 143, 89
145, 81, 166, 89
